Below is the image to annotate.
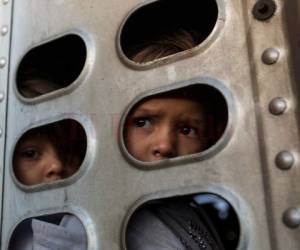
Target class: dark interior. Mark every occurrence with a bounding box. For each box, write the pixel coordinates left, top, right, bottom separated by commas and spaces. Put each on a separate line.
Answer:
126, 193, 240, 249
16, 34, 87, 97
120, 0, 218, 60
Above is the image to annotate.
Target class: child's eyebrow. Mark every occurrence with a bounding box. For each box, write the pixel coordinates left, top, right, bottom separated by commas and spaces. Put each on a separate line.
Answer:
17, 140, 39, 150
177, 114, 206, 124
131, 108, 164, 117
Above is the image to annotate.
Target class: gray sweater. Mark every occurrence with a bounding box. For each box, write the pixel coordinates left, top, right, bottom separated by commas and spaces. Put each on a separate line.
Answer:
126, 208, 185, 250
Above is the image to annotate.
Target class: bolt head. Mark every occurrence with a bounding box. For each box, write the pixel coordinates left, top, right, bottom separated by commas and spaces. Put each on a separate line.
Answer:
0, 92, 4, 102
262, 48, 280, 65
269, 97, 287, 115
0, 58, 6, 68
275, 151, 294, 170
283, 208, 300, 229
1, 25, 8, 36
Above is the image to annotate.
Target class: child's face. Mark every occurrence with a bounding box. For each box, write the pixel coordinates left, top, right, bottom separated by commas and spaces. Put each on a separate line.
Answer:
14, 134, 63, 185
125, 97, 207, 162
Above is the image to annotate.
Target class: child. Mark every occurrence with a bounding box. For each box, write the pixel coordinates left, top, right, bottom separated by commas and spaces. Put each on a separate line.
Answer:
15, 75, 87, 184
10, 81, 87, 249
11, 120, 88, 250
124, 87, 212, 162
124, 30, 224, 162
125, 30, 225, 250
13, 120, 86, 185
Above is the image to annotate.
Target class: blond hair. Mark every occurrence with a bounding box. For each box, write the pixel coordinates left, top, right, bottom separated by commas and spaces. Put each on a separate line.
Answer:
130, 29, 199, 63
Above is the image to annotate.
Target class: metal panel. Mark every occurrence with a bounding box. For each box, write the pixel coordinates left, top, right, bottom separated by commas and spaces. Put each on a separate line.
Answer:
0, 0, 13, 245
247, 0, 300, 249
2, 0, 300, 249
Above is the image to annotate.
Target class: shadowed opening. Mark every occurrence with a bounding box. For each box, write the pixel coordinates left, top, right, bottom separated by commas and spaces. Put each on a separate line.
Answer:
126, 193, 240, 249
17, 34, 87, 98
120, 0, 218, 62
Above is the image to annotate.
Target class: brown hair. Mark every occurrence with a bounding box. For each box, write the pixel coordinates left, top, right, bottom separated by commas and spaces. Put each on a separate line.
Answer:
130, 29, 199, 63
13, 120, 87, 179
18, 78, 61, 98
127, 30, 226, 147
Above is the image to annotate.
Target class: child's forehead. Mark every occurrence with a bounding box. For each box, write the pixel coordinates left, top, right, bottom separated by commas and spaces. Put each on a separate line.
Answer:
18, 130, 51, 144
134, 95, 204, 112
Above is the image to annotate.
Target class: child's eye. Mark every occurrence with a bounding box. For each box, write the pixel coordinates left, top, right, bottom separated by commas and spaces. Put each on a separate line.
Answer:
179, 126, 198, 137
21, 148, 39, 159
133, 118, 152, 129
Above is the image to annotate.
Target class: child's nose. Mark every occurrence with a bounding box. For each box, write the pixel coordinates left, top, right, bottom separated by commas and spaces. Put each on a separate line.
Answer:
44, 157, 63, 182
151, 127, 177, 159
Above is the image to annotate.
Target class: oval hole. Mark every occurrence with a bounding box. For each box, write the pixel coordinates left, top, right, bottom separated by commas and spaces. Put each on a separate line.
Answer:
13, 119, 87, 186
17, 34, 87, 98
120, 0, 218, 63
9, 213, 87, 249
123, 84, 228, 163
126, 193, 240, 249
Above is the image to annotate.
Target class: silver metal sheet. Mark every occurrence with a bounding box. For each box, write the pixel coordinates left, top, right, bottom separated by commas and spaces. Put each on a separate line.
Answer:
2, 0, 300, 249
0, 0, 13, 243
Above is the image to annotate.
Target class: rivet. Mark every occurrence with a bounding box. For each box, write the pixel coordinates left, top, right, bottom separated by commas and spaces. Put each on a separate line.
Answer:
1, 25, 8, 36
262, 48, 280, 65
269, 97, 287, 115
3, 0, 8, 4
0, 128, 2, 137
283, 208, 300, 229
275, 151, 294, 170
252, 0, 276, 21
0, 58, 6, 68
0, 92, 4, 102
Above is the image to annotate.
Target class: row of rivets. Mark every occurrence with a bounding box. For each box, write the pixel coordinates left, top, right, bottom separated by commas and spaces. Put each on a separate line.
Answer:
254, 1, 299, 230
264, 48, 299, 228
0, 0, 9, 138
265, 49, 299, 228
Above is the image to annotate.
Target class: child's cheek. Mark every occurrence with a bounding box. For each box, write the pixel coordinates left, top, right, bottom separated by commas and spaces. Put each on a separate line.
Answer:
180, 138, 204, 154
130, 127, 151, 139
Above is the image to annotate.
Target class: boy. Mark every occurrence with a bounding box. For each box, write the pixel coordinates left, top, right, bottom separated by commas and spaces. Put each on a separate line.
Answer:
14, 127, 63, 185
13, 120, 86, 185
124, 29, 224, 162
11, 121, 88, 250
11, 81, 87, 249
125, 88, 211, 162
125, 30, 225, 250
